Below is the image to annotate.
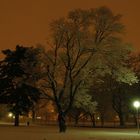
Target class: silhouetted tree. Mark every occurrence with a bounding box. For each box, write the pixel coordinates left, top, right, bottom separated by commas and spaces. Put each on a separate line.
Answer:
0, 45, 42, 126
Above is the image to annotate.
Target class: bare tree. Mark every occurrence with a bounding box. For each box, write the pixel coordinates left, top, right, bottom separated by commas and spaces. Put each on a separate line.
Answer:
39, 7, 136, 132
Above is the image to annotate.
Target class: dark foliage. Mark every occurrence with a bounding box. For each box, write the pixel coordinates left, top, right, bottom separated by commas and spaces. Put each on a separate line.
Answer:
0, 45, 41, 126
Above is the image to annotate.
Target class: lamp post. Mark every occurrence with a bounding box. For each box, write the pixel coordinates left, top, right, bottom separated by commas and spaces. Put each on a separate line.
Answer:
133, 101, 140, 134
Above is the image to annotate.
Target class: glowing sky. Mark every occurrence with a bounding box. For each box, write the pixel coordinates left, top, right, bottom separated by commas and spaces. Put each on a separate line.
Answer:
0, 0, 140, 56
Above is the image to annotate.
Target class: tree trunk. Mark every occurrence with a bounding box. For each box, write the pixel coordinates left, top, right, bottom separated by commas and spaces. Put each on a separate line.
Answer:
58, 111, 67, 133
133, 113, 137, 126
74, 117, 79, 126
90, 114, 96, 128
15, 113, 19, 126
119, 113, 125, 127
101, 116, 104, 127
74, 114, 80, 126
32, 109, 36, 122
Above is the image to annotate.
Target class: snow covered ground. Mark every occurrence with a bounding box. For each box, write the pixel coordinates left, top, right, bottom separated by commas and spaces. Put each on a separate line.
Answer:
0, 124, 140, 140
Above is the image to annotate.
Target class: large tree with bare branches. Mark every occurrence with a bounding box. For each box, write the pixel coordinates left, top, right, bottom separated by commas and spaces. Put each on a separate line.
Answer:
39, 7, 137, 132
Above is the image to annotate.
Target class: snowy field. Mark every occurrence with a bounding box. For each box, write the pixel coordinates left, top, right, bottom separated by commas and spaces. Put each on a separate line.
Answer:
0, 124, 140, 140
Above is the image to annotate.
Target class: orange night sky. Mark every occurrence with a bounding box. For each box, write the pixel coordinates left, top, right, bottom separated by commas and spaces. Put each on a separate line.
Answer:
0, 0, 140, 55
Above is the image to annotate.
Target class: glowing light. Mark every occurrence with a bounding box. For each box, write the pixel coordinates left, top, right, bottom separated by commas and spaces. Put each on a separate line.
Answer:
133, 101, 140, 134
133, 101, 140, 108
8, 113, 13, 118
36, 116, 41, 119
97, 117, 100, 120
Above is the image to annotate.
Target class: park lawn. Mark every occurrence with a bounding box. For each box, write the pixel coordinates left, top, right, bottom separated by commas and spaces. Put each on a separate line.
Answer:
0, 125, 140, 140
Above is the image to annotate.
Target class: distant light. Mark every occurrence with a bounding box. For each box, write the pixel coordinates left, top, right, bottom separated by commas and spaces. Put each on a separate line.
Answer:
8, 113, 13, 118
133, 101, 140, 108
50, 109, 54, 113
97, 117, 100, 120
36, 116, 41, 119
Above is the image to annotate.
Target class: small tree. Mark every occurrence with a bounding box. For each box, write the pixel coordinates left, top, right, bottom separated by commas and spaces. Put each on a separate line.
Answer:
74, 91, 97, 127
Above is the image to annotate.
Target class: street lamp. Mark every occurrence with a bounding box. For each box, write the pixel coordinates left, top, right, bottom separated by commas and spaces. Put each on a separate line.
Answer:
133, 101, 140, 134
8, 112, 13, 118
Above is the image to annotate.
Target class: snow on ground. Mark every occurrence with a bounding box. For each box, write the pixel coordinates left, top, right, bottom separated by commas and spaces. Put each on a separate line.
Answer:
0, 124, 140, 140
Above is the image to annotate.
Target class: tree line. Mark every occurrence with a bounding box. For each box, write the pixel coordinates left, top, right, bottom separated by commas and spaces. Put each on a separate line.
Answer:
0, 6, 139, 132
